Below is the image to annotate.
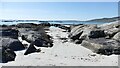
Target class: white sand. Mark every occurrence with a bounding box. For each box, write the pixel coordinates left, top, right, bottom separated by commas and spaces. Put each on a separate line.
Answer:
0, 27, 118, 66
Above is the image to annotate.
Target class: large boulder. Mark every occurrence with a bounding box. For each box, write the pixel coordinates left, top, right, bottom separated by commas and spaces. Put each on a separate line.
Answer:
81, 40, 103, 53
104, 28, 120, 39
19, 28, 53, 48
68, 24, 98, 44
113, 32, 120, 42
88, 29, 106, 38
0, 47, 16, 63
68, 25, 85, 39
69, 31, 83, 40
99, 21, 120, 38
0, 28, 24, 63
1, 37, 25, 51
69, 24, 97, 40
81, 39, 120, 55
20, 30, 43, 42
1, 29, 19, 39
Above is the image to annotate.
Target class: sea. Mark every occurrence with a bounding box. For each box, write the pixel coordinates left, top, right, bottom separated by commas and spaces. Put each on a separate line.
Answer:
0, 21, 108, 25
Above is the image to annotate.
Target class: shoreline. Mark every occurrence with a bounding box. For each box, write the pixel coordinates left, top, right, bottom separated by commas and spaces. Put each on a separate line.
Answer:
0, 21, 119, 66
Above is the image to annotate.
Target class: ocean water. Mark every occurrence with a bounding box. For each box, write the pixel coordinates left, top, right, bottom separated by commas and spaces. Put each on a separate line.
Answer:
0, 22, 40, 25
0, 21, 107, 25
49, 21, 107, 25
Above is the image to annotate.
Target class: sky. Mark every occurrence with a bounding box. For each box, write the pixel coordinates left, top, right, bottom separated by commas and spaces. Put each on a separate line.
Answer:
0, 2, 118, 21
1, 0, 120, 2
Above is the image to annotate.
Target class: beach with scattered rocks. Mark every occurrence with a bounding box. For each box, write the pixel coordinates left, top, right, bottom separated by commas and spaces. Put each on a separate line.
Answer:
0, 21, 119, 66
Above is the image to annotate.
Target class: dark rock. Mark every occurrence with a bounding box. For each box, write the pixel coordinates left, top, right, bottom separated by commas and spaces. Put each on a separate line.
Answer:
0, 29, 19, 39
24, 44, 41, 55
97, 48, 113, 56
41, 22, 51, 27
113, 47, 120, 55
1, 37, 25, 51
59, 37, 67, 40
32, 38, 53, 47
74, 39, 83, 44
88, 30, 106, 38
1, 47, 16, 63
16, 23, 38, 28
9, 40, 25, 51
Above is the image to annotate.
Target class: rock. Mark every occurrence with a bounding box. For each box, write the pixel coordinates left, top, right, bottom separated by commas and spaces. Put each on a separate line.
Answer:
113, 47, 120, 55
79, 34, 88, 40
81, 40, 103, 53
1, 29, 19, 39
74, 39, 83, 44
24, 44, 41, 55
88, 30, 106, 38
69, 21, 120, 55
1, 47, 16, 63
69, 31, 83, 40
99, 21, 120, 30
20, 30, 41, 43
16, 23, 38, 28
99, 21, 120, 38
19, 28, 53, 48
105, 28, 120, 38
68, 25, 85, 39
69, 24, 98, 40
57, 25, 70, 32
1, 37, 25, 51
113, 32, 120, 42
0, 28, 24, 63
97, 48, 113, 55
31, 38, 53, 47
81, 38, 120, 55
41, 22, 51, 27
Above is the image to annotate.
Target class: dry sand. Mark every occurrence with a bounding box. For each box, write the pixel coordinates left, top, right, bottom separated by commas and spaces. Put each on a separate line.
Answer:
0, 26, 118, 66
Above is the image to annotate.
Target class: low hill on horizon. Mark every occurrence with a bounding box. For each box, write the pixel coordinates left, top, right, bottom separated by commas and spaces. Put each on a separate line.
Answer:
86, 16, 120, 23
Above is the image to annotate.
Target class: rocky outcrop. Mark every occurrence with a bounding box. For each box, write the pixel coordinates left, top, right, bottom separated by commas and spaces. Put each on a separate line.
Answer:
68, 24, 98, 43
16, 23, 38, 28
81, 39, 120, 55
19, 27, 53, 48
113, 32, 120, 42
0, 37, 25, 63
0, 28, 25, 63
100, 21, 120, 38
1, 29, 19, 39
69, 21, 120, 55
52, 24, 71, 32
1, 47, 16, 63
1, 37, 25, 51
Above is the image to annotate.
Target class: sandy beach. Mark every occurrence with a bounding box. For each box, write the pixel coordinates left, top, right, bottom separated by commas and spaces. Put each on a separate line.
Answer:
0, 26, 118, 66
